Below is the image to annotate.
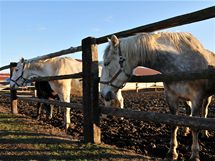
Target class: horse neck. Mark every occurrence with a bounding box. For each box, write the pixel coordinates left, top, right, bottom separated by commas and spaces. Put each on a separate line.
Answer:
123, 39, 158, 73
141, 53, 168, 73
25, 61, 52, 78
123, 36, 175, 73
121, 36, 159, 71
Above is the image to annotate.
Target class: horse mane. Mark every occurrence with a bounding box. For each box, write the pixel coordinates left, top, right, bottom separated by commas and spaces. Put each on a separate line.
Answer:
120, 32, 205, 66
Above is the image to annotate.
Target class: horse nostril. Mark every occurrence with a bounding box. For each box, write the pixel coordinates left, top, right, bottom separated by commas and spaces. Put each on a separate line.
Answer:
100, 94, 104, 99
105, 91, 113, 101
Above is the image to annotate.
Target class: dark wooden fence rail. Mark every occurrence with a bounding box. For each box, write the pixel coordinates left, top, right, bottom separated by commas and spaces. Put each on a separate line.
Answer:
96, 6, 215, 44
26, 72, 83, 82
27, 46, 82, 62
101, 107, 215, 130
7, 65, 215, 84
130, 67, 215, 83
18, 96, 82, 110
0, 45, 81, 71
0, 6, 214, 144
0, 65, 11, 71
26, 67, 215, 83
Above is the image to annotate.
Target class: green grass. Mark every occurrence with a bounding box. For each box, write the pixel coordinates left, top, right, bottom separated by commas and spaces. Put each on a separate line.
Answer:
0, 112, 151, 161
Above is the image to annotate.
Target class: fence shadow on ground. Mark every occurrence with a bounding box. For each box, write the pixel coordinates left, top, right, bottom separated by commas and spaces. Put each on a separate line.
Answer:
0, 112, 158, 161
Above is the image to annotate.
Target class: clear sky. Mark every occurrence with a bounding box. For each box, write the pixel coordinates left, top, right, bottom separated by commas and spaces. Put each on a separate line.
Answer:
0, 0, 215, 70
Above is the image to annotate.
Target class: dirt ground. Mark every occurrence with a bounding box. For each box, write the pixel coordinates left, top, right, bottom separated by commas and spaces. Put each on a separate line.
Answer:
0, 89, 214, 161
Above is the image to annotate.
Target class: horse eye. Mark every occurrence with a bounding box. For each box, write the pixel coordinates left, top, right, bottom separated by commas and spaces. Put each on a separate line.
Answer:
15, 69, 18, 72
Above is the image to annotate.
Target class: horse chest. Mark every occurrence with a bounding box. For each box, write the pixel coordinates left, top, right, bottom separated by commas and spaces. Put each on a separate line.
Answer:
164, 80, 206, 100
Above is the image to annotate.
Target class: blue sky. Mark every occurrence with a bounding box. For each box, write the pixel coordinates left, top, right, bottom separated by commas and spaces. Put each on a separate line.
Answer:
0, 0, 215, 70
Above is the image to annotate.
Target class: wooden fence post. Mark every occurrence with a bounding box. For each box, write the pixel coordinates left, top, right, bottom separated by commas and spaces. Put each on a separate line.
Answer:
82, 37, 101, 144
10, 62, 18, 114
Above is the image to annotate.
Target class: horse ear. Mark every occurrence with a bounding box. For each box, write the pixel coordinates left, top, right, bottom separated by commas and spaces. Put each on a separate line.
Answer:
111, 35, 119, 47
20, 57, 25, 63
107, 37, 111, 42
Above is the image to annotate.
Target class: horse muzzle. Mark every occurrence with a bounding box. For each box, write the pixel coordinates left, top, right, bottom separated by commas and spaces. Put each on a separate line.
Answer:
101, 90, 116, 102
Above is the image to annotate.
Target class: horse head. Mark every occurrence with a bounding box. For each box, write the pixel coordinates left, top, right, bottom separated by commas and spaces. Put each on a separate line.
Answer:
10, 57, 29, 89
100, 35, 132, 102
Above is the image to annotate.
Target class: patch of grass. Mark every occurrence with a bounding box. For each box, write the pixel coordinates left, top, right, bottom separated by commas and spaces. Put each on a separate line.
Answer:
0, 112, 153, 161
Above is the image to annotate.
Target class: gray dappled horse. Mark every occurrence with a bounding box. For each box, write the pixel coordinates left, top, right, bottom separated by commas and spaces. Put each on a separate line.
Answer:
100, 33, 215, 161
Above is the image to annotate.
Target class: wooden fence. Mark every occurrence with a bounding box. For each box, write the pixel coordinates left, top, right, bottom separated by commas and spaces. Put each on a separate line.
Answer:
0, 6, 214, 144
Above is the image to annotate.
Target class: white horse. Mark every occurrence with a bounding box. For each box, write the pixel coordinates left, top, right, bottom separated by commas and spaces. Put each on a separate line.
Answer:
100, 33, 215, 161
10, 57, 124, 130
10, 57, 83, 130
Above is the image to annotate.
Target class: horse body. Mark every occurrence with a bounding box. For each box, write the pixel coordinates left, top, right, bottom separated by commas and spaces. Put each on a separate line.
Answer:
26, 57, 83, 97
100, 32, 215, 161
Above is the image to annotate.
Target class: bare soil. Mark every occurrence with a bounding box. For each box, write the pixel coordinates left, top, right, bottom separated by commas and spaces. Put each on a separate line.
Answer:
0, 89, 214, 161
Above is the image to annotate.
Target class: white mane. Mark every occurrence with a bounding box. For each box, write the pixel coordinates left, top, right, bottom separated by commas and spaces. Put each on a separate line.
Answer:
119, 32, 206, 68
